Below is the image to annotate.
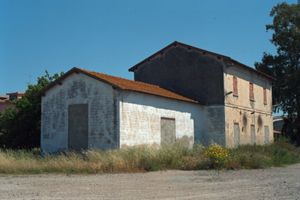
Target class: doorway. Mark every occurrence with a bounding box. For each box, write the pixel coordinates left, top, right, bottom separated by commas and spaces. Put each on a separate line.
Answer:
68, 104, 88, 150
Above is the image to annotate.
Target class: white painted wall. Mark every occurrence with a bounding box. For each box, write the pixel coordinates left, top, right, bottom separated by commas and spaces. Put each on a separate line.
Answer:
119, 91, 205, 148
41, 72, 206, 153
41, 72, 118, 153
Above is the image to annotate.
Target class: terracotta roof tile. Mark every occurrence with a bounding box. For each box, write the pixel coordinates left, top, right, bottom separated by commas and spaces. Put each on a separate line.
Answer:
43, 67, 198, 104
79, 68, 197, 103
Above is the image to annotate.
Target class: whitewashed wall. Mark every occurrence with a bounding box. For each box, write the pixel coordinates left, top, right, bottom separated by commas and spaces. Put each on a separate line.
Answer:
42, 72, 208, 153
119, 91, 205, 148
41, 73, 119, 153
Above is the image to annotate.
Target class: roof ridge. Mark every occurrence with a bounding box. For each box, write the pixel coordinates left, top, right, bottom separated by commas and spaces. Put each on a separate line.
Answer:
78, 67, 163, 88
128, 41, 274, 81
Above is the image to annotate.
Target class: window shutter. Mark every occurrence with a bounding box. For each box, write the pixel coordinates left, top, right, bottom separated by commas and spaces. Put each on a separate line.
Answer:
233, 76, 238, 96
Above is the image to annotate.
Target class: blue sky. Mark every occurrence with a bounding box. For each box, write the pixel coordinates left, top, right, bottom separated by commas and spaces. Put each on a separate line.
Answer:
0, 0, 297, 94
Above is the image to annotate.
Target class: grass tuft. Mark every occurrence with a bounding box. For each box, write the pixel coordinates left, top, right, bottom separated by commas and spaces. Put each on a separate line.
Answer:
0, 142, 299, 174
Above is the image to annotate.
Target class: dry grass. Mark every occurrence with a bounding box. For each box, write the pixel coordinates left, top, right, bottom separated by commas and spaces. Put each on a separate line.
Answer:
0, 142, 299, 174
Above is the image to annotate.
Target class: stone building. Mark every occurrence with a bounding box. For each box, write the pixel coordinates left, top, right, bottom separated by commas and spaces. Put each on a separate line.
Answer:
41, 41, 273, 153
41, 68, 205, 153
129, 41, 273, 148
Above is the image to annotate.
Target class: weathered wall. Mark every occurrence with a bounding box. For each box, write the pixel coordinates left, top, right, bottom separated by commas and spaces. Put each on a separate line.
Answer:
133, 44, 225, 105
224, 107, 273, 147
41, 73, 119, 153
224, 65, 273, 147
119, 91, 206, 148
201, 106, 226, 146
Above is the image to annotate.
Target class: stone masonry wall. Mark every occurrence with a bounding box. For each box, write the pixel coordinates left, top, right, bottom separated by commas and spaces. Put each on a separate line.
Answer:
41, 73, 118, 153
224, 65, 273, 147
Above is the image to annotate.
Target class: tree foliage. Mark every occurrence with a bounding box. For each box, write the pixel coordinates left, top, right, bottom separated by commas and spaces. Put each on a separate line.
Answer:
0, 71, 63, 149
255, 3, 300, 144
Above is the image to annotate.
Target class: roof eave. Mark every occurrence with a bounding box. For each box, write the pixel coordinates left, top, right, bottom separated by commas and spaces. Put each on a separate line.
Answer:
226, 59, 275, 81
128, 41, 274, 81
40, 67, 126, 97
128, 41, 178, 72
121, 89, 200, 104
40, 67, 199, 104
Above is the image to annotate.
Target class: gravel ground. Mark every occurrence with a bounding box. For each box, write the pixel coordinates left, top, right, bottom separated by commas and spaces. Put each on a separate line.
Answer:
1, 164, 300, 200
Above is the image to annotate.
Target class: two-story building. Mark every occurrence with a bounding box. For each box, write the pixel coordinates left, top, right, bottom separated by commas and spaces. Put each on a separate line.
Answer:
41, 41, 273, 153
129, 41, 273, 147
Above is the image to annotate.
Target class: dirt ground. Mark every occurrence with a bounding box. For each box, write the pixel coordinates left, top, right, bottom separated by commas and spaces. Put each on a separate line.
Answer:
1, 164, 300, 200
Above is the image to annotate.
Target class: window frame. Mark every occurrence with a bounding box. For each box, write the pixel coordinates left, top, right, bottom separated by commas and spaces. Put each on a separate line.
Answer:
263, 88, 267, 105
233, 76, 238, 97
249, 82, 255, 101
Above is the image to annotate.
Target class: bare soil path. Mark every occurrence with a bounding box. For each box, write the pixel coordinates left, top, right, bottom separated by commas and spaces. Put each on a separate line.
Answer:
1, 164, 300, 200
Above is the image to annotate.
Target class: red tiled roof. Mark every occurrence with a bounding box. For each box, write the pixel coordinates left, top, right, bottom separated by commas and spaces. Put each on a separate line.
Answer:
43, 67, 198, 104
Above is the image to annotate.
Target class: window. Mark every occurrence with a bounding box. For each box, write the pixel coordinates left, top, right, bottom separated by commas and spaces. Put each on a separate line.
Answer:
233, 123, 240, 147
249, 82, 254, 101
250, 125, 256, 144
263, 88, 267, 105
233, 76, 238, 96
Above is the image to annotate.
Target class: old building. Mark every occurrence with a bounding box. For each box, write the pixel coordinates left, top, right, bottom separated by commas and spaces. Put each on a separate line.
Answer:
41, 41, 273, 153
0, 92, 24, 113
129, 41, 273, 147
41, 68, 205, 153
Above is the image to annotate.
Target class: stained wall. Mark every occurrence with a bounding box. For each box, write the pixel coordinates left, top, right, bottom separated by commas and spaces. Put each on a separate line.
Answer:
41, 73, 119, 153
119, 91, 205, 148
224, 65, 273, 147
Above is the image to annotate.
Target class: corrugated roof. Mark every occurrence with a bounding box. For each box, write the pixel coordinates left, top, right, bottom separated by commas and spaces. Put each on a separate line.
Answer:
43, 67, 198, 104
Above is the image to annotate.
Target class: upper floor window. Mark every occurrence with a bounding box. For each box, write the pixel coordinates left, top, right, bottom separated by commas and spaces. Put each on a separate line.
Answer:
263, 88, 267, 105
249, 82, 254, 101
233, 76, 238, 96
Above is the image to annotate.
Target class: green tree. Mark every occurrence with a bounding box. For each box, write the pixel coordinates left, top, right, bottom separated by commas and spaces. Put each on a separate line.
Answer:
255, 3, 300, 144
0, 71, 63, 149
